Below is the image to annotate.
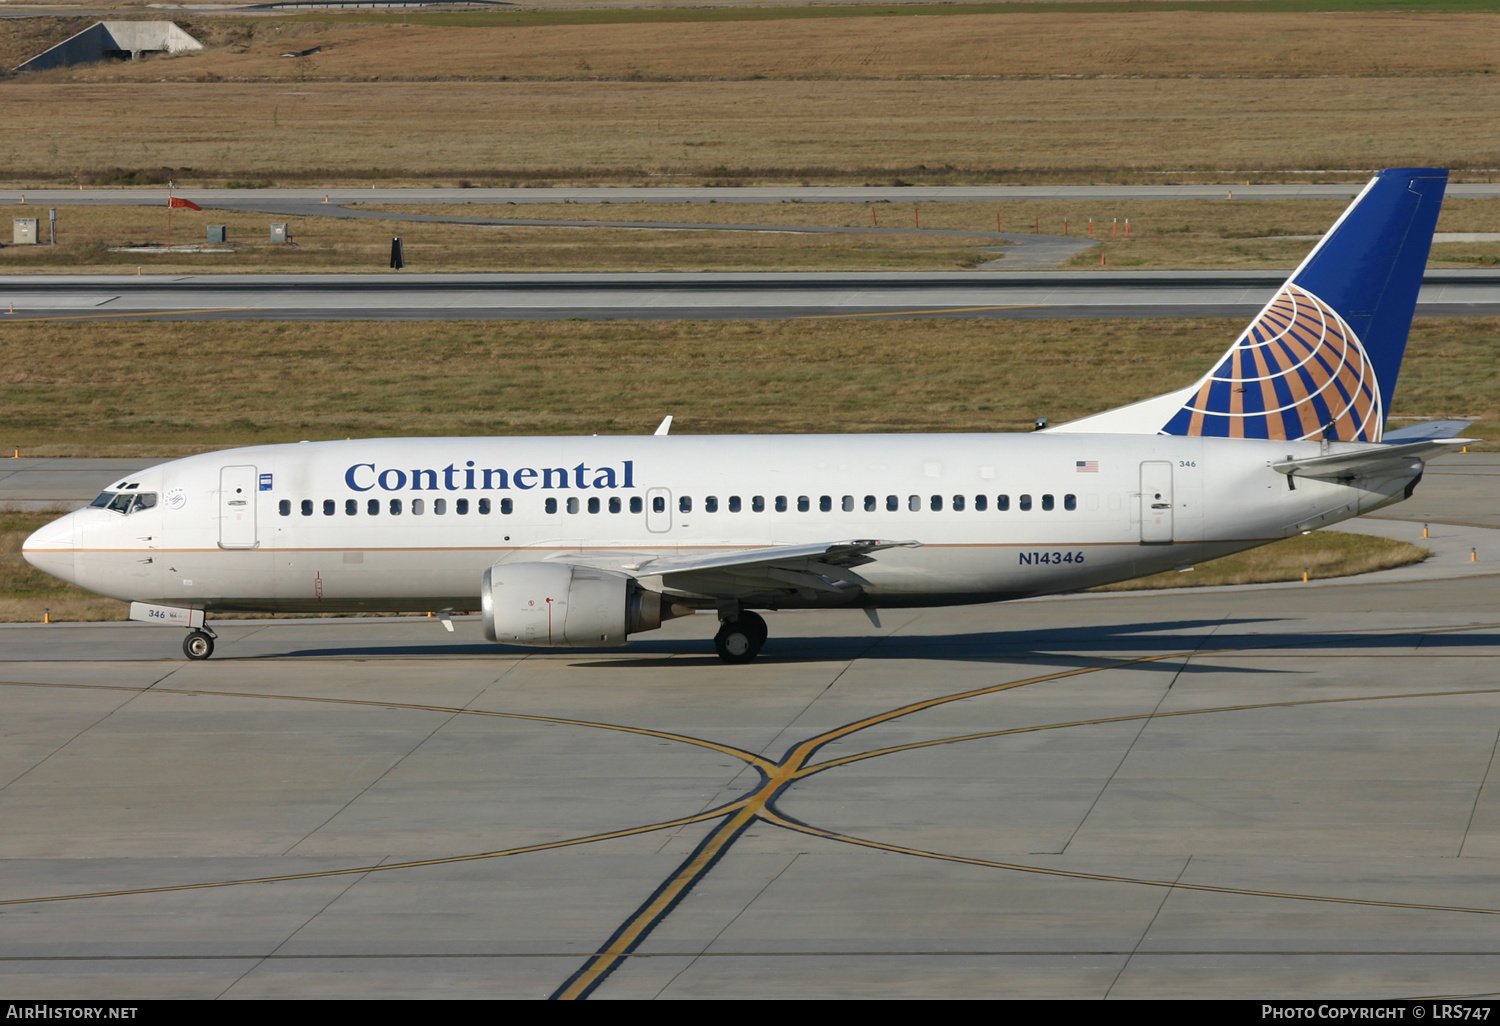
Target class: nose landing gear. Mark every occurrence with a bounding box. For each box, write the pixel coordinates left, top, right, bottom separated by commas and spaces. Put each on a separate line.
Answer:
714, 610, 768, 664
183, 628, 217, 660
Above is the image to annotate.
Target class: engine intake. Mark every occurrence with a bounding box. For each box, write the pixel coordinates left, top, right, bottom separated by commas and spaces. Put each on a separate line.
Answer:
481, 561, 686, 647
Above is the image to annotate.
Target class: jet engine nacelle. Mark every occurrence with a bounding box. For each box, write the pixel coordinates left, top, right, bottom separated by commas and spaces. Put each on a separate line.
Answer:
481, 561, 683, 647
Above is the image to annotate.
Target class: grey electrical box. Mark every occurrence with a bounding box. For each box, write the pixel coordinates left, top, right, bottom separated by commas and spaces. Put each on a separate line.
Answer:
207, 224, 227, 244
12, 218, 38, 245
270, 223, 288, 243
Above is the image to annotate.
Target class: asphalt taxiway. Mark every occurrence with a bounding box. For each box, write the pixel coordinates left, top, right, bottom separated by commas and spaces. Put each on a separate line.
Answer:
3, 456, 1499, 999
4, 269, 1499, 322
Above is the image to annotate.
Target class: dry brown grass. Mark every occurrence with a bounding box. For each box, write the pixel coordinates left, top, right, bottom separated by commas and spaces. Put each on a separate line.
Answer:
4, 198, 1495, 272
20, 12, 1500, 83
1094, 530, 1429, 591
0, 204, 994, 273
3, 77, 1492, 186
2, 315, 1494, 456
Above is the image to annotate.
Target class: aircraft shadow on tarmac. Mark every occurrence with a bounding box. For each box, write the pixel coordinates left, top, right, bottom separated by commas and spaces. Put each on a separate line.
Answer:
242, 616, 1499, 671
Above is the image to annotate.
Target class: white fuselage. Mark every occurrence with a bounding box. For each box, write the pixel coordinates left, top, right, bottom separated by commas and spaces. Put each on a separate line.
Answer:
23, 432, 1421, 616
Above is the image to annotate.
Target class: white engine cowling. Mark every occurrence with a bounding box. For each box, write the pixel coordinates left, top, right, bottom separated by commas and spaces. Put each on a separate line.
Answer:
481, 562, 684, 647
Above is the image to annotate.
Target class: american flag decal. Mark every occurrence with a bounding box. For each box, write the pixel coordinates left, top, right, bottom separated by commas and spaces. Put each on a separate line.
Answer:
1076, 460, 1099, 473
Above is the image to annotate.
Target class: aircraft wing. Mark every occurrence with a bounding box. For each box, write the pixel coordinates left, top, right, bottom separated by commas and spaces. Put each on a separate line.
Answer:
1271, 438, 1473, 479
547, 539, 920, 598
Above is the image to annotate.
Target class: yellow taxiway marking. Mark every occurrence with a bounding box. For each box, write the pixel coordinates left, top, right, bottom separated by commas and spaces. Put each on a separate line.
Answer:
0, 308, 251, 322
0, 805, 741, 909
761, 809, 1500, 919
6, 620, 1500, 998
805, 304, 1041, 319
0, 679, 776, 774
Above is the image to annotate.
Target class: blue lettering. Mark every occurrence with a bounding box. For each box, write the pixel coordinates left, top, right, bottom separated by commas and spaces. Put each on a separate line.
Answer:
542, 467, 569, 489
592, 467, 617, 489
465, 460, 476, 490
410, 469, 438, 490
483, 469, 509, 489
574, 463, 590, 489
346, 464, 376, 492
378, 469, 408, 491
623, 460, 634, 489
514, 468, 537, 489
443, 464, 460, 490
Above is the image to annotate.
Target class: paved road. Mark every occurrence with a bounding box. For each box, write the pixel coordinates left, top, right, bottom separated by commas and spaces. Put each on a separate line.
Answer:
14, 183, 1500, 206
3, 269, 1497, 322
4, 456, 1499, 998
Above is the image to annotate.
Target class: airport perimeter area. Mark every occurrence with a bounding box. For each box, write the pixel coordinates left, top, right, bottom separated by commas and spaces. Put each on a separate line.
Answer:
2, 458, 1499, 1000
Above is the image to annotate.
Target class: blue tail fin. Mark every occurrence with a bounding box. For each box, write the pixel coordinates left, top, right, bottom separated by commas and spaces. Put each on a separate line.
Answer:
1158, 168, 1447, 442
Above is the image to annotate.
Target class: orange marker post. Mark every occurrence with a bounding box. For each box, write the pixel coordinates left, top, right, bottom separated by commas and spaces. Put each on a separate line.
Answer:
914, 207, 920, 229
996, 213, 1001, 232
1034, 215, 1040, 233
1063, 218, 1069, 236
872, 207, 878, 227
1088, 218, 1094, 236
1125, 218, 1130, 236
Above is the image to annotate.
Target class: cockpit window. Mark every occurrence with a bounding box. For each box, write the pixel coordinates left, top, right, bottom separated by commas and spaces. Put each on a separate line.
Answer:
94, 491, 158, 515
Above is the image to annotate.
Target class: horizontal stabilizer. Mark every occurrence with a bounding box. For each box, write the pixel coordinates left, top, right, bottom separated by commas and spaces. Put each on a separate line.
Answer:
1271, 438, 1472, 478
1380, 420, 1474, 442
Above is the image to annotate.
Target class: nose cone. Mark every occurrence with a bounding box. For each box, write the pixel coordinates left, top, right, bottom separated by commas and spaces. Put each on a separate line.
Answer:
22, 512, 77, 585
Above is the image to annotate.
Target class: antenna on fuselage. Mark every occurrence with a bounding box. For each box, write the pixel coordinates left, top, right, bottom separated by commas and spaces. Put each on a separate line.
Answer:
654, 416, 673, 436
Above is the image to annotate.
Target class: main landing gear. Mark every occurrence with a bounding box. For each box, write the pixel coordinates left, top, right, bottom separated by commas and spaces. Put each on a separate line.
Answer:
714, 610, 768, 664
183, 628, 217, 661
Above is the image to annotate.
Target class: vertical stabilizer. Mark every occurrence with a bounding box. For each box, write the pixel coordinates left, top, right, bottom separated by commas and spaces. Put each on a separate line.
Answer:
1054, 168, 1447, 440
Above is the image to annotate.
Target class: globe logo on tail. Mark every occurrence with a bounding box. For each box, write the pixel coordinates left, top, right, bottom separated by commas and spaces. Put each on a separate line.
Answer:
1162, 283, 1382, 442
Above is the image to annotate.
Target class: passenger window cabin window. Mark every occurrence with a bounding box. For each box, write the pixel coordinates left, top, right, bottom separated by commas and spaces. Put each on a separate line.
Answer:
974, 495, 988, 511
587, 497, 599, 514
301, 499, 313, 516
346, 499, 358, 515
886, 495, 898, 511
1064, 494, 1077, 511
864, 495, 876, 512
930, 495, 943, 512
412, 498, 424, 515
952, 495, 965, 512
569, 497, 581, 514
324, 499, 336, 516
502, 498, 514, 515
729, 496, 741, 513
819, 496, 832, 513
434, 498, 447, 515
479, 498, 492, 515
753, 495, 765, 513
652, 496, 665, 514
545, 498, 558, 514
456, 499, 469, 515
390, 498, 402, 515
775, 496, 787, 513
279, 499, 291, 516
798, 496, 811, 513
1019, 494, 1032, 511
842, 495, 854, 512
1042, 494, 1055, 512
997, 494, 1010, 511
679, 496, 692, 513
368, 498, 380, 516
608, 497, 620, 514
631, 497, 643, 514
908, 495, 920, 512
705, 496, 718, 513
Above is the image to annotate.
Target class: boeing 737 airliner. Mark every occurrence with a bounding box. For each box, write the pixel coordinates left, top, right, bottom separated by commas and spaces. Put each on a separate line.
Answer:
24, 169, 1465, 662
